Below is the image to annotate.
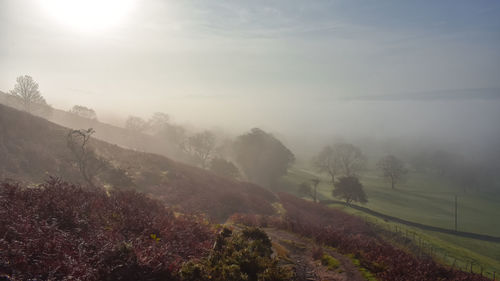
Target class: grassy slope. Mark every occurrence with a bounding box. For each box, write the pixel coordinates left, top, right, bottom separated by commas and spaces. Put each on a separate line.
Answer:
279, 167, 500, 275
282, 167, 500, 236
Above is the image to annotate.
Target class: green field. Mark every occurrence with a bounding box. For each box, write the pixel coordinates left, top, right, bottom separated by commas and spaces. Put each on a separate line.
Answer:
277, 167, 500, 276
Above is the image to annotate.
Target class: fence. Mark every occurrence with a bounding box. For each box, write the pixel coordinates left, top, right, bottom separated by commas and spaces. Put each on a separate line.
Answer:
367, 218, 497, 280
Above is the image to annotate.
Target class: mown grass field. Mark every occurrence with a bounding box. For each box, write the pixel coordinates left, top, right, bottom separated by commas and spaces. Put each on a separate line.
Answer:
276, 167, 500, 276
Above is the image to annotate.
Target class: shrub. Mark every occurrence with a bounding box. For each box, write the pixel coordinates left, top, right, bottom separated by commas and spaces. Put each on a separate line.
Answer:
179, 227, 293, 281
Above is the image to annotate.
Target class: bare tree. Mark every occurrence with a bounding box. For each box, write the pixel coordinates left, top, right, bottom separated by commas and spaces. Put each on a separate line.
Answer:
333, 143, 365, 177
312, 146, 339, 185
9, 75, 47, 112
377, 155, 407, 189
184, 131, 216, 168
313, 143, 365, 184
67, 128, 107, 187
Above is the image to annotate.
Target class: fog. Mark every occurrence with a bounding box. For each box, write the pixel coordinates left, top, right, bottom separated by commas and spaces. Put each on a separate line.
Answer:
1, 0, 500, 181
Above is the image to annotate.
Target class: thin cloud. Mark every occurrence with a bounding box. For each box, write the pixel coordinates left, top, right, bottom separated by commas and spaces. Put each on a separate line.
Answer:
341, 88, 500, 102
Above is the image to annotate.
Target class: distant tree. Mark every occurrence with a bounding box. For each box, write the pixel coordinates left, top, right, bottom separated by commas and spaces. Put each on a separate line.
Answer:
9, 75, 47, 112
209, 157, 240, 179
148, 112, 170, 133
332, 176, 367, 205
333, 143, 365, 177
69, 105, 98, 120
377, 155, 408, 189
66, 128, 108, 187
184, 131, 216, 168
233, 128, 295, 187
313, 143, 365, 184
312, 146, 339, 185
125, 116, 149, 133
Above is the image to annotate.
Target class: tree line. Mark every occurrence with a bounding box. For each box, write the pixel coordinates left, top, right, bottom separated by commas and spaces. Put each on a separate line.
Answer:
6, 75, 498, 196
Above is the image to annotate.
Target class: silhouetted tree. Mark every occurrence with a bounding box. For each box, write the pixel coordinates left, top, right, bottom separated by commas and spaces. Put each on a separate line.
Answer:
233, 128, 295, 187
209, 157, 240, 179
332, 176, 367, 205
66, 128, 107, 187
377, 155, 407, 189
9, 75, 47, 113
69, 105, 98, 120
184, 131, 216, 168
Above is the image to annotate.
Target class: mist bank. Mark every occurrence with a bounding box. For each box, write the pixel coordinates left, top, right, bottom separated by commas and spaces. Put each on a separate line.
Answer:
2, 88, 499, 191
91, 95, 500, 162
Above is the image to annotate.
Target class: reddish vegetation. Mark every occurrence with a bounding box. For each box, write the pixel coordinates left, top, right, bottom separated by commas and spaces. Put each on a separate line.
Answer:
0, 178, 214, 280
231, 193, 490, 281
153, 178, 277, 221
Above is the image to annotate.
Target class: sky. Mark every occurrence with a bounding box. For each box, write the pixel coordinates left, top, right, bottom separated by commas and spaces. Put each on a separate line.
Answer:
1, 0, 500, 143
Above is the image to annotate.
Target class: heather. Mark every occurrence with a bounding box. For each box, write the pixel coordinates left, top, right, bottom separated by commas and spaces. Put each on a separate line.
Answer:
0, 178, 215, 280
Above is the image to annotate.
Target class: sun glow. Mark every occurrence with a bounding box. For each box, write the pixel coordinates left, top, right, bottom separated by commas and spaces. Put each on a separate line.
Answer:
40, 0, 136, 32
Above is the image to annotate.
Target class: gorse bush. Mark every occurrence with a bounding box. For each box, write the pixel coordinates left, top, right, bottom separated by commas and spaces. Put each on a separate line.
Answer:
0, 177, 215, 280
179, 227, 292, 281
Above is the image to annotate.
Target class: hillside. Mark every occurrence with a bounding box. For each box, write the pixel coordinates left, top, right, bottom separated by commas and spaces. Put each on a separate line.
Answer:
0, 91, 187, 162
0, 104, 277, 220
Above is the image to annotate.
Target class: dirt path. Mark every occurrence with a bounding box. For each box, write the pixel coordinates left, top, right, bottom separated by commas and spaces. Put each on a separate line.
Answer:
264, 228, 366, 281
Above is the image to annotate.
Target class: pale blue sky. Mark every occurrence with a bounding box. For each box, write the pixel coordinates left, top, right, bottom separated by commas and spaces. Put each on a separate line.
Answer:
1, 0, 499, 140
